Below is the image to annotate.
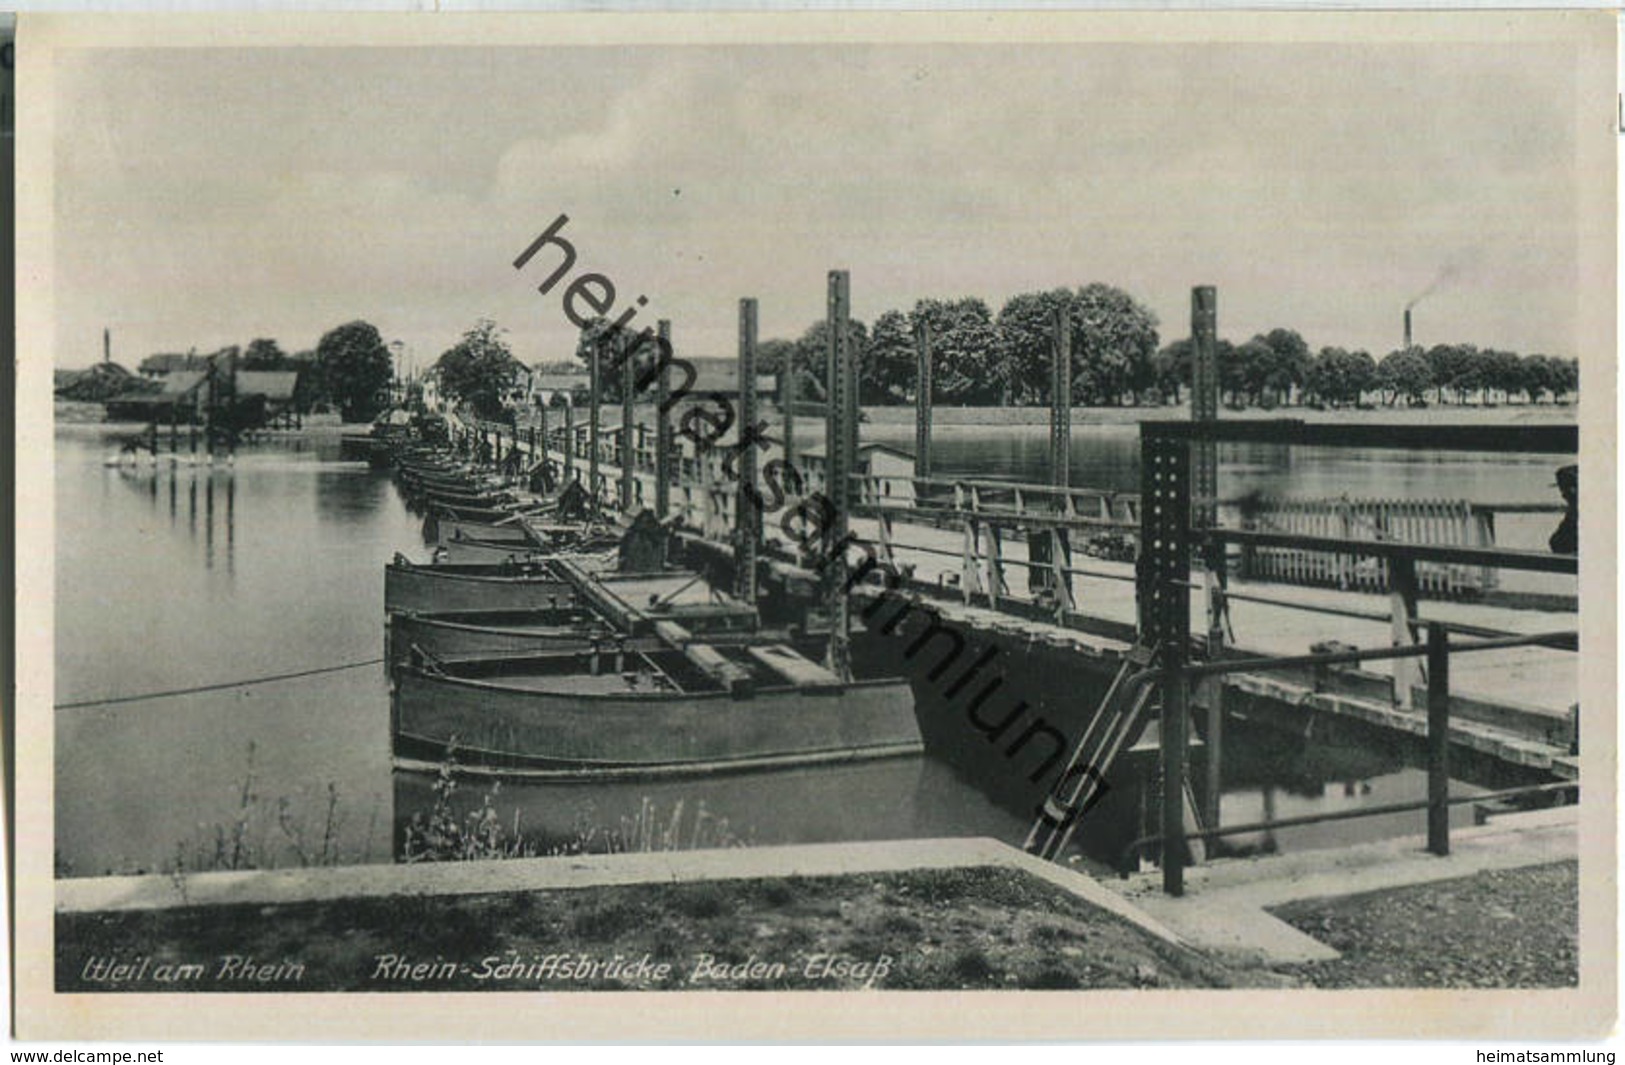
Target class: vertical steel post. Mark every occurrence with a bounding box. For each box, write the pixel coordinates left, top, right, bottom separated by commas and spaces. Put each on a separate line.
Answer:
1051, 304, 1072, 489
1390, 557, 1421, 709
1191, 286, 1219, 528
737, 299, 761, 605
1162, 662, 1191, 896
226, 348, 237, 460
588, 337, 601, 514
1426, 623, 1451, 856
1199, 539, 1228, 830
915, 319, 933, 482
824, 270, 854, 681
1141, 428, 1192, 896
620, 331, 636, 511
778, 361, 796, 493
204, 364, 215, 461
1191, 286, 1225, 828
564, 401, 576, 483
1049, 303, 1074, 614
656, 320, 672, 520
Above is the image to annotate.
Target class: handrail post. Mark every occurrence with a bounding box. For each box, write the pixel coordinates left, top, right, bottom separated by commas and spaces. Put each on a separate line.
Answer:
736, 298, 761, 605
823, 270, 854, 681
1390, 556, 1421, 709
620, 330, 636, 512
564, 396, 576, 483
588, 336, 601, 516
656, 320, 672, 520
1162, 664, 1189, 897
1426, 622, 1451, 856
1199, 538, 1228, 829
915, 319, 933, 481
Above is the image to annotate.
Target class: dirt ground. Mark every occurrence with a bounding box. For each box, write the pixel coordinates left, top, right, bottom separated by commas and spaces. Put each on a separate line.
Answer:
58, 860, 1583, 993
59, 865, 1261, 992
1269, 860, 1579, 988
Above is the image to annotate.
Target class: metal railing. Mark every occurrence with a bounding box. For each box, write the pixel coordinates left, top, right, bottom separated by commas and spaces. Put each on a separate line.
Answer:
1098, 625, 1578, 894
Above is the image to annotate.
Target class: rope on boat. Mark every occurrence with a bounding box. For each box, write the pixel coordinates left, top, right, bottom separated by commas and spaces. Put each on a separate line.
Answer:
55, 658, 386, 709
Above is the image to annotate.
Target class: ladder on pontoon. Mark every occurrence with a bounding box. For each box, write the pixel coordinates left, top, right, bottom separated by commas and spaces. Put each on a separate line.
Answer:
1025, 641, 1204, 864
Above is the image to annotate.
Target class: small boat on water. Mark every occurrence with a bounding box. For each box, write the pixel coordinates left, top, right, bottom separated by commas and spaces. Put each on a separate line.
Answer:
436, 534, 548, 565
398, 466, 500, 491
427, 511, 538, 546
424, 501, 543, 525
391, 554, 920, 776
414, 486, 518, 510
392, 637, 922, 775
385, 555, 578, 614
387, 604, 637, 670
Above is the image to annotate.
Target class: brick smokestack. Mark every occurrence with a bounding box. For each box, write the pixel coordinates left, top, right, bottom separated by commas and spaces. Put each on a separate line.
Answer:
1404, 308, 1412, 350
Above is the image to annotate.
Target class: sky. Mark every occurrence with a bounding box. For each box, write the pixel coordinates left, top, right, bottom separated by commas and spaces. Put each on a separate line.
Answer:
51, 38, 1586, 371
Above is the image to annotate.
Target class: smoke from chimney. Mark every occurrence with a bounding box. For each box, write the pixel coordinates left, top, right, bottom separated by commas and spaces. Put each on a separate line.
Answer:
1406, 260, 1466, 313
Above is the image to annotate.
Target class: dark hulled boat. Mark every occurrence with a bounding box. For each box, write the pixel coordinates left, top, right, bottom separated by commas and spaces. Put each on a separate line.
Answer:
385, 555, 577, 614
435, 534, 543, 565
392, 639, 922, 775
387, 604, 637, 670
427, 512, 538, 546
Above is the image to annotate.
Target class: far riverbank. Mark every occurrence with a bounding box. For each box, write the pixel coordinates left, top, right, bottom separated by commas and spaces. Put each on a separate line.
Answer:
860, 401, 1577, 428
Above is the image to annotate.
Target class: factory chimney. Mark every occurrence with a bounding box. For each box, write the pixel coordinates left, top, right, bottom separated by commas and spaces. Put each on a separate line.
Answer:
103, 327, 110, 364
1403, 309, 1412, 351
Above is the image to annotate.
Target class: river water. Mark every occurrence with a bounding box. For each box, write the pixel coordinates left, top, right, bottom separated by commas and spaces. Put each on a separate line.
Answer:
52, 418, 1568, 878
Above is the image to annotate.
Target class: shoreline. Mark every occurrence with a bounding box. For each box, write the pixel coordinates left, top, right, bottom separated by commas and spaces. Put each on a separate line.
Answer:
56, 397, 1578, 433
858, 401, 1578, 428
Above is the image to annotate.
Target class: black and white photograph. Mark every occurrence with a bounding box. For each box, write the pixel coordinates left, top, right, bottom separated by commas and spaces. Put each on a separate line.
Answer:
14, 11, 1617, 1043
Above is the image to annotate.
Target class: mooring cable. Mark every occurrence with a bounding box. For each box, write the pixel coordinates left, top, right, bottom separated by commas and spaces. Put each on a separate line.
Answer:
54, 657, 386, 709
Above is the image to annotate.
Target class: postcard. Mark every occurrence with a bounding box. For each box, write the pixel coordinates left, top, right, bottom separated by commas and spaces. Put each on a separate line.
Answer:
14, 10, 1616, 1042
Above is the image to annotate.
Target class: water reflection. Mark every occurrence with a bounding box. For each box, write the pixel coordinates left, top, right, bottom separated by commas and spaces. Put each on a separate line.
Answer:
205, 473, 215, 569
113, 462, 241, 574
316, 467, 393, 524
866, 422, 1559, 505
390, 755, 1029, 862
55, 419, 1564, 878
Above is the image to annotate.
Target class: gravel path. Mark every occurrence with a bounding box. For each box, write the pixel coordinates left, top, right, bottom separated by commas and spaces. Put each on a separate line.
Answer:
1269, 860, 1578, 988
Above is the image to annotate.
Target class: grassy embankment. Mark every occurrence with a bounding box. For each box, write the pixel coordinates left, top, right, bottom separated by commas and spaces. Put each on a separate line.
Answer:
58, 865, 1252, 992
56, 860, 1579, 992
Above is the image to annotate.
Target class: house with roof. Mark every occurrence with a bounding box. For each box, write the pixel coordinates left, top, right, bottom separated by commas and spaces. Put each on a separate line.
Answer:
104, 368, 301, 426
528, 368, 589, 409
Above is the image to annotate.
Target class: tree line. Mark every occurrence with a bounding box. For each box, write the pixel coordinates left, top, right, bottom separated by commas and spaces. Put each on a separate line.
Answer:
421, 286, 1580, 421
557, 285, 1580, 411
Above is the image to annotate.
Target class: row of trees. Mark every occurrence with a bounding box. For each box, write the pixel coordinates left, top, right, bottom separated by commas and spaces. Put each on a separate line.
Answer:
560, 286, 1164, 408
759, 301, 1578, 410
1154, 335, 1579, 409
565, 286, 1578, 411
424, 284, 1582, 419
755, 286, 1164, 408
